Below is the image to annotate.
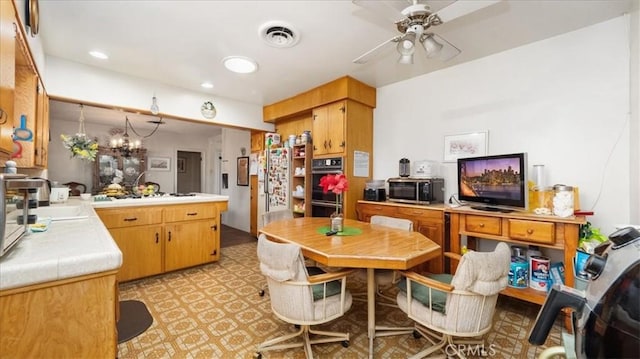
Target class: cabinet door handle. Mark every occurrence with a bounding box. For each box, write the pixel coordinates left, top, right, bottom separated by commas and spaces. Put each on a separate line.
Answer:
340, 141, 345, 148
328, 139, 332, 148
211, 225, 218, 231
323, 140, 327, 149
210, 249, 217, 256
187, 212, 198, 216
155, 232, 159, 244
168, 231, 172, 242
124, 217, 138, 222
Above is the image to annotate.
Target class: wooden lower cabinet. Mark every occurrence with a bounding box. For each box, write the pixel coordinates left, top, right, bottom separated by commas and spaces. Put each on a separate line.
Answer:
0, 271, 118, 358
110, 226, 163, 281
356, 201, 445, 274
165, 219, 219, 271
97, 201, 225, 282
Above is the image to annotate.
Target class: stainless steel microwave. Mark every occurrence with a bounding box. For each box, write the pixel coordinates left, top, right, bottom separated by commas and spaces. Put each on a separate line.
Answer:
387, 177, 444, 205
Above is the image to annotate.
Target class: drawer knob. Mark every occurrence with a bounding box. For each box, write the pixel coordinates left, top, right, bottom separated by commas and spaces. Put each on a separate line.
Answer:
527, 229, 534, 235
479, 223, 485, 227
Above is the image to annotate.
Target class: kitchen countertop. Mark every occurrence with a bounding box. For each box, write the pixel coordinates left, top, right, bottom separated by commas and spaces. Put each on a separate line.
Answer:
0, 194, 229, 291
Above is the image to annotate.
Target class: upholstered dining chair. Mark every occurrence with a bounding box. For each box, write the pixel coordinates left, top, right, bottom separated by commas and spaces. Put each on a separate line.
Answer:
256, 234, 353, 359
63, 181, 87, 196
354, 215, 414, 307
259, 210, 295, 297
396, 242, 511, 359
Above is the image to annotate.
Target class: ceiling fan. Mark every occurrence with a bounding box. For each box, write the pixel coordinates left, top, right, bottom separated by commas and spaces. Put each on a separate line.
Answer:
352, 0, 500, 65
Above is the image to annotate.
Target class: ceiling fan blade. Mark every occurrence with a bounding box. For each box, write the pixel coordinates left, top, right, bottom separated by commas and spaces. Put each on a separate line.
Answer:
352, 0, 409, 24
426, 33, 461, 62
434, 0, 501, 23
353, 35, 401, 64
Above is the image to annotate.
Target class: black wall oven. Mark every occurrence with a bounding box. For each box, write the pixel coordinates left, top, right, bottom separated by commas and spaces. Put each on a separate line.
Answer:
311, 157, 343, 217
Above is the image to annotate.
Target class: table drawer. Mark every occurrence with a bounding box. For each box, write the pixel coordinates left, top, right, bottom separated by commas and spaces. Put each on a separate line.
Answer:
398, 207, 442, 221
465, 215, 502, 236
164, 203, 217, 222
96, 207, 163, 228
509, 219, 555, 244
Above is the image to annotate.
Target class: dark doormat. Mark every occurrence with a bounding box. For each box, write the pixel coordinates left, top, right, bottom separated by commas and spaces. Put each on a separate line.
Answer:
117, 300, 153, 343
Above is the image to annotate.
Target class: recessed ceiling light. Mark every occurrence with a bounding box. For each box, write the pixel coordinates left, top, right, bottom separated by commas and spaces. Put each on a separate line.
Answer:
222, 56, 258, 74
89, 50, 108, 59
201, 82, 214, 89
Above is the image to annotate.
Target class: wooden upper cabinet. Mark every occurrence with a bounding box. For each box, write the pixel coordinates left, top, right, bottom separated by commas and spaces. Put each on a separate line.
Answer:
0, 0, 47, 168
251, 131, 264, 152
0, 1, 16, 160
33, 79, 48, 167
312, 101, 346, 157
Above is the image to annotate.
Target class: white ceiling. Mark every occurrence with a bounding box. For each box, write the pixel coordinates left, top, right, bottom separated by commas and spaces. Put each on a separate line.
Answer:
41, 0, 634, 133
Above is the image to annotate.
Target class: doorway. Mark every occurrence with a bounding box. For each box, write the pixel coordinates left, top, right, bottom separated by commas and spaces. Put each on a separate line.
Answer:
177, 150, 202, 193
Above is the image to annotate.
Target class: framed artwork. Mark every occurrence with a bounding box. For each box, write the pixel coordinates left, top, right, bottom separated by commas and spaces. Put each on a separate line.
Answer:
148, 157, 171, 171
237, 156, 249, 186
443, 131, 488, 162
177, 157, 186, 173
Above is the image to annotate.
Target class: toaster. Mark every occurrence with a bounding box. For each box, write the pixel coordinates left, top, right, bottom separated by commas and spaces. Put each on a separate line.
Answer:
363, 188, 386, 202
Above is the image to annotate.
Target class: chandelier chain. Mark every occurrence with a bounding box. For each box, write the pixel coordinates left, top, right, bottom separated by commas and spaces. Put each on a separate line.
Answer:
78, 104, 87, 135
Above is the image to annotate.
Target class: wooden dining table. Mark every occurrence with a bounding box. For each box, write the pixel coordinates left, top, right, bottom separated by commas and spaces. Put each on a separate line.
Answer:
259, 217, 441, 358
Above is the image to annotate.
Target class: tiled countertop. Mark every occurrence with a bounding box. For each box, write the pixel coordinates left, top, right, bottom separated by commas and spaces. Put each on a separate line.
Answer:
0, 194, 229, 291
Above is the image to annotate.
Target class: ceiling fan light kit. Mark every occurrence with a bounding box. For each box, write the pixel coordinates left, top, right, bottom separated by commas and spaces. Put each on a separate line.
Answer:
352, 0, 500, 65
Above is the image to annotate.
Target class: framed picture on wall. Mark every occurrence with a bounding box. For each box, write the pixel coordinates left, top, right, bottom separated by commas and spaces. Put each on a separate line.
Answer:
443, 131, 488, 162
148, 157, 171, 171
237, 156, 249, 186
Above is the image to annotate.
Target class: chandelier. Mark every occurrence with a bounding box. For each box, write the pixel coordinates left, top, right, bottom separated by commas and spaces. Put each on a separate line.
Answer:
110, 96, 164, 157
110, 117, 142, 157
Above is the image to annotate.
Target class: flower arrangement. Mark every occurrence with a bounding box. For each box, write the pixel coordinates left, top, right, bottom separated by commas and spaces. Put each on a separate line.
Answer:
60, 133, 99, 161
319, 173, 348, 214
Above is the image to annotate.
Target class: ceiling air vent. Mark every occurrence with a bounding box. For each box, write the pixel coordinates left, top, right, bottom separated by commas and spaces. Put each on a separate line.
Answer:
259, 21, 300, 48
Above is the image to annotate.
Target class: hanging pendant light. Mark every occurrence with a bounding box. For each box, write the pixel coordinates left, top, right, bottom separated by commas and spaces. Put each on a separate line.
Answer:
110, 117, 142, 157
150, 95, 159, 115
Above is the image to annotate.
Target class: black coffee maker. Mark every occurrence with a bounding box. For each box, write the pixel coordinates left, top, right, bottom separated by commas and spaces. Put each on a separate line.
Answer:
529, 226, 640, 358
399, 158, 410, 177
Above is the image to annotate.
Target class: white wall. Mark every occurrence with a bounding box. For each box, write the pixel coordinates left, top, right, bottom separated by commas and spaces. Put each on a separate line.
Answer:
44, 56, 273, 132
219, 128, 251, 232
374, 17, 635, 236
48, 118, 222, 194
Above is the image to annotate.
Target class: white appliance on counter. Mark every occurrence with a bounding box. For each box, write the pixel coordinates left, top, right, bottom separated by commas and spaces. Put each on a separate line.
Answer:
257, 146, 292, 231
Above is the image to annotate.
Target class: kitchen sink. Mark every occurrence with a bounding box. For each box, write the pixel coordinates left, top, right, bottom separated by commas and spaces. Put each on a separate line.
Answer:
28, 205, 90, 221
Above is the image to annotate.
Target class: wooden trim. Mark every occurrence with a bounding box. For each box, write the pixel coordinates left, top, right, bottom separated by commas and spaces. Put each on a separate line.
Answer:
0, 269, 118, 297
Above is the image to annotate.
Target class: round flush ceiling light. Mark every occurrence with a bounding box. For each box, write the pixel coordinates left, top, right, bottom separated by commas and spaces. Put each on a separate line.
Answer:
223, 56, 258, 74
201, 82, 214, 89
89, 50, 108, 59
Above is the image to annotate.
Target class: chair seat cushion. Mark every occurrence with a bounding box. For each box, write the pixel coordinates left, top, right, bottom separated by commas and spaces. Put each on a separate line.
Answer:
308, 266, 342, 301
397, 273, 451, 314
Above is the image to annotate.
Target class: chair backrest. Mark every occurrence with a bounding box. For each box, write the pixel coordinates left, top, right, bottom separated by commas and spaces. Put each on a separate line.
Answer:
256, 234, 317, 321
370, 215, 413, 231
262, 210, 294, 226
63, 182, 86, 196
444, 242, 511, 333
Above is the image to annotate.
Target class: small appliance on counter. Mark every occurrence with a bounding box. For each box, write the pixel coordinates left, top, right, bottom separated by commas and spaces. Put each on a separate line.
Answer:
412, 160, 439, 178
387, 177, 445, 205
1, 174, 45, 257
364, 180, 386, 202
399, 158, 410, 177
528, 226, 640, 358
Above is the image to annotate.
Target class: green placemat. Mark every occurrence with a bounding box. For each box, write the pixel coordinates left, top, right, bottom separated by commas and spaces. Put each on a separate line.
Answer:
316, 226, 362, 236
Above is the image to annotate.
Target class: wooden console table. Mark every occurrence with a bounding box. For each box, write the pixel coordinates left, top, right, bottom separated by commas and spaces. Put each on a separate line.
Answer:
447, 206, 587, 306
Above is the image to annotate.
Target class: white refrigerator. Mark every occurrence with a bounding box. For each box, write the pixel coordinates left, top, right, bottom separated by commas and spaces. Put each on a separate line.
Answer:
257, 147, 291, 230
